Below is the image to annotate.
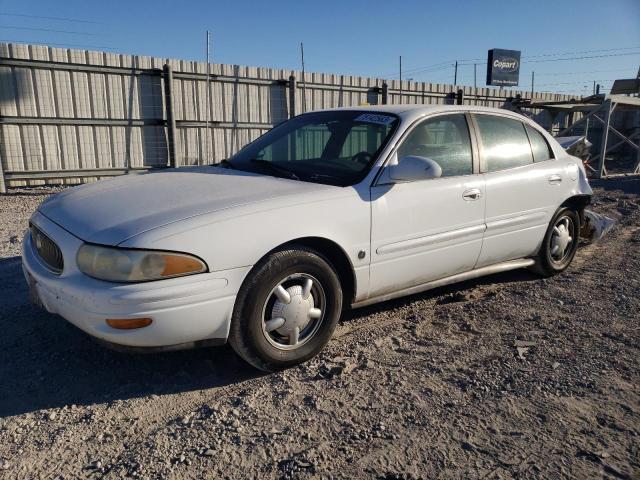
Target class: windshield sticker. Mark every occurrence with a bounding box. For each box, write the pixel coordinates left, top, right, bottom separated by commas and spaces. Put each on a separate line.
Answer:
354, 113, 396, 126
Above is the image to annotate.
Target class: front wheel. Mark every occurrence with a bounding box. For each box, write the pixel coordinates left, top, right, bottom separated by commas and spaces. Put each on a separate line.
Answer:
228, 246, 343, 372
532, 207, 580, 277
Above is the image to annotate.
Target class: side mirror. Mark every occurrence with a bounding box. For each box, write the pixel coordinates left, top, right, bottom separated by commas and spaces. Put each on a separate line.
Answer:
389, 155, 442, 182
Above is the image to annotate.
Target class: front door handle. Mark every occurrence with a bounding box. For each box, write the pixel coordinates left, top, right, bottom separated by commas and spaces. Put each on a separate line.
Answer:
548, 174, 563, 185
462, 188, 482, 201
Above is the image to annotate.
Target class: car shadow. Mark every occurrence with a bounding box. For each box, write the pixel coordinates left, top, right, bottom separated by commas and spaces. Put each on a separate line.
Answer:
0, 253, 541, 418
344, 266, 540, 323
0, 256, 263, 418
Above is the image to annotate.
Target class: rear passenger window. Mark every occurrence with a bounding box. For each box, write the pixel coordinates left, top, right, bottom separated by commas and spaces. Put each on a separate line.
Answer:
475, 115, 533, 172
397, 114, 473, 177
525, 125, 554, 162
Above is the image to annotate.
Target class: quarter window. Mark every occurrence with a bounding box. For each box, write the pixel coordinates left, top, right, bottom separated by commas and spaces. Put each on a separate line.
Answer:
475, 115, 533, 172
525, 124, 554, 162
397, 114, 473, 177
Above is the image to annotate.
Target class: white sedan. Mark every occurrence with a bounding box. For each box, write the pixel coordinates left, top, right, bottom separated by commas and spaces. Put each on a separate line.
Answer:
22, 105, 592, 371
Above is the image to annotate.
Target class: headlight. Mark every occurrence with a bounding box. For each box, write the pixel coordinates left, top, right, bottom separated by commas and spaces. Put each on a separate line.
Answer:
76, 244, 207, 282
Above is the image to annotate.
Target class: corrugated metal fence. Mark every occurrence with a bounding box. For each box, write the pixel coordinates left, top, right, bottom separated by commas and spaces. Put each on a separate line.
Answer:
0, 42, 573, 192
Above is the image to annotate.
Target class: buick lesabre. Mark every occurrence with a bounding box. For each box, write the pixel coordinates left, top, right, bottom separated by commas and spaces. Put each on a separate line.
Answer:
22, 105, 592, 371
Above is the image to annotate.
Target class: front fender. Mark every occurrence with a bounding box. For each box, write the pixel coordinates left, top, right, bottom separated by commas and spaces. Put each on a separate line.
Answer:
119, 188, 372, 301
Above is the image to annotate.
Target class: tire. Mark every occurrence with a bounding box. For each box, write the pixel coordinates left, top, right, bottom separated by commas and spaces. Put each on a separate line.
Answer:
531, 207, 580, 277
228, 246, 343, 372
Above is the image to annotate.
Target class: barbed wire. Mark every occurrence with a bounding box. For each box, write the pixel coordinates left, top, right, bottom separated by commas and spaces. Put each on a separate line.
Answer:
0, 39, 119, 50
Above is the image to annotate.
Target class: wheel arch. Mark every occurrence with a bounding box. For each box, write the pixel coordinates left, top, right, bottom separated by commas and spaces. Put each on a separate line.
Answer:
269, 236, 357, 305
560, 194, 591, 221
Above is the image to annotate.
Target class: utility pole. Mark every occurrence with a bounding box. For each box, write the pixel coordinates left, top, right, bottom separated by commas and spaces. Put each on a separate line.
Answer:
300, 42, 306, 113
399, 55, 402, 101
593, 80, 596, 95
205, 30, 211, 165
454, 60, 458, 85
531, 71, 535, 98
473, 63, 477, 89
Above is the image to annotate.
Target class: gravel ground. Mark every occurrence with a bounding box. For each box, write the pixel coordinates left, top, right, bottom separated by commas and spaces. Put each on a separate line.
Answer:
0, 179, 638, 479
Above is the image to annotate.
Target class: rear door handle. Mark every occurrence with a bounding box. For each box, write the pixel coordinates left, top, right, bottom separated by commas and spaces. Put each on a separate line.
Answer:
548, 174, 563, 185
462, 188, 482, 201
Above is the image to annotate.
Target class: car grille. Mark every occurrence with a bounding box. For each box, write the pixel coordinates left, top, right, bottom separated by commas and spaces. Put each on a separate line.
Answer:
30, 224, 64, 274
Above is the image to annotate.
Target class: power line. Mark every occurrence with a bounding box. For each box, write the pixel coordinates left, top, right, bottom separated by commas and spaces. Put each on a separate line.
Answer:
535, 79, 617, 86
518, 50, 639, 65
0, 25, 100, 36
400, 60, 628, 86
408, 64, 455, 76
523, 45, 640, 59
521, 67, 633, 77
0, 13, 102, 24
401, 61, 453, 74
395, 46, 640, 81
377, 61, 452, 78
390, 63, 454, 78
455, 45, 640, 63
458, 50, 640, 66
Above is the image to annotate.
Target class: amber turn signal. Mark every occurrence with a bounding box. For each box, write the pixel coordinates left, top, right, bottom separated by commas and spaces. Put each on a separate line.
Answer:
161, 255, 205, 277
106, 317, 153, 330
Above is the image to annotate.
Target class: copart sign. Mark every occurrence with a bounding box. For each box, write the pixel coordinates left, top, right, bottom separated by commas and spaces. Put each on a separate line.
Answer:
486, 49, 521, 87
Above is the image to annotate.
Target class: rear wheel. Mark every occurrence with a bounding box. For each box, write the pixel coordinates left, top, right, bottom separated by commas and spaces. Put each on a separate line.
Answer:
229, 246, 342, 372
532, 207, 580, 277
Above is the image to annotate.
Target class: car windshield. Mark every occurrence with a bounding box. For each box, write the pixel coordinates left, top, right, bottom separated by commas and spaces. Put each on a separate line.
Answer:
225, 110, 399, 186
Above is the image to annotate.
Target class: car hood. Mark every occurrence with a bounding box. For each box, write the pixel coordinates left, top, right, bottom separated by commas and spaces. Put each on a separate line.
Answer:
38, 167, 332, 245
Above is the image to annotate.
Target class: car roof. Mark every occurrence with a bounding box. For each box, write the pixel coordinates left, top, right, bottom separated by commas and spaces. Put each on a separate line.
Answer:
312, 104, 527, 123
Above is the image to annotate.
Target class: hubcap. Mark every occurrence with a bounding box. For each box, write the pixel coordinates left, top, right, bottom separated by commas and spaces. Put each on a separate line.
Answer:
550, 216, 574, 263
261, 273, 325, 350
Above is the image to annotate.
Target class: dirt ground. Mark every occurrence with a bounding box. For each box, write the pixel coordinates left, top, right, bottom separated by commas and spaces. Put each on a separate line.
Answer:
0, 179, 638, 479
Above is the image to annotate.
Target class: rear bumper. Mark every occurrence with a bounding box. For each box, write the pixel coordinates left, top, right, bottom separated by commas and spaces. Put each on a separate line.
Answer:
22, 211, 251, 348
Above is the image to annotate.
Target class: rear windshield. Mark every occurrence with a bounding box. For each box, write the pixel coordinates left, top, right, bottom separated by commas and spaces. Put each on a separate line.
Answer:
226, 111, 399, 186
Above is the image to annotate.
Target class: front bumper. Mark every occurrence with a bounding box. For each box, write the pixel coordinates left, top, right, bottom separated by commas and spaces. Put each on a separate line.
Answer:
22, 211, 251, 348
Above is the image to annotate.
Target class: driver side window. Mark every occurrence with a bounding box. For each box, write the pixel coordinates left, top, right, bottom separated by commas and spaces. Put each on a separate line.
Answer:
397, 114, 473, 177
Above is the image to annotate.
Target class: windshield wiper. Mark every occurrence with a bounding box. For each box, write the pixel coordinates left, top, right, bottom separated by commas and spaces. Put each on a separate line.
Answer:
249, 159, 300, 180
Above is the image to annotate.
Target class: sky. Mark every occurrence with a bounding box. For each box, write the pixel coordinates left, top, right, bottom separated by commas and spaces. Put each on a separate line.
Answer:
0, 0, 639, 95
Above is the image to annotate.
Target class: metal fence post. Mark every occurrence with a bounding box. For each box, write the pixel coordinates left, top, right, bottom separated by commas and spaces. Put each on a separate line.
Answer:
381, 82, 388, 105
0, 155, 6, 193
446, 91, 456, 105
163, 64, 178, 168
635, 134, 640, 174
288, 75, 296, 119
597, 99, 612, 179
